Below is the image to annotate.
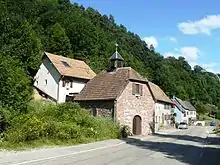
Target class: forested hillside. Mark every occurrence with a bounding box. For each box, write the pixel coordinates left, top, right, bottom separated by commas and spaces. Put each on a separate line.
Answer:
0, 0, 220, 118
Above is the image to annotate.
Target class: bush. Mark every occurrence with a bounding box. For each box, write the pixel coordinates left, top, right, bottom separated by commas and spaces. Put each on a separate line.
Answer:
120, 125, 132, 138
0, 107, 16, 133
2, 101, 120, 147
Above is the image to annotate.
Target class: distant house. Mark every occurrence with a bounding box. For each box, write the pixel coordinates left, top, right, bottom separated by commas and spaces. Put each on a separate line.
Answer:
171, 99, 188, 124
148, 82, 173, 132
75, 50, 155, 136
172, 96, 197, 124
33, 52, 96, 103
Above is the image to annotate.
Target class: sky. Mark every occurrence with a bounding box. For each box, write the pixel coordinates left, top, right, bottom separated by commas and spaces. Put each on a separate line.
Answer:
71, 0, 220, 73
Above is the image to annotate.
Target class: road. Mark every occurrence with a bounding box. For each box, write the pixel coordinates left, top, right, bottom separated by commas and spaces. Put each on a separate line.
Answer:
1, 126, 220, 165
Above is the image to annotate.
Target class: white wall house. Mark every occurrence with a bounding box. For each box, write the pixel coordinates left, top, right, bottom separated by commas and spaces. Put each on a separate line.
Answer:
34, 52, 96, 103
148, 82, 173, 132
172, 96, 197, 124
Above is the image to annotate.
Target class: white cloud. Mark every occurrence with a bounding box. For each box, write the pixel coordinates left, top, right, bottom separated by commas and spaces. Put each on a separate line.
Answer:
143, 36, 158, 48
200, 63, 220, 73
178, 15, 220, 35
164, 48, 220, 73
205, 68, 220, 74
164, 46, 200, 67
169, 37, 177, 43
200, 63, 217, 68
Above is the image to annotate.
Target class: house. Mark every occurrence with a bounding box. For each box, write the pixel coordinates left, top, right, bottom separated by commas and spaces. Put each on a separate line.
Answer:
33, 52, 96, 103
74, 50, 155, 136
171, 99, 188, 124
172, 96, 197, 124
148, 82, 173, 132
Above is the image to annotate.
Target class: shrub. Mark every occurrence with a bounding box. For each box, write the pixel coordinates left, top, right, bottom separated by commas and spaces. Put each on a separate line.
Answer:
2, 101, 120, 147
0, 107, 14, 133
120, 125, 132, 138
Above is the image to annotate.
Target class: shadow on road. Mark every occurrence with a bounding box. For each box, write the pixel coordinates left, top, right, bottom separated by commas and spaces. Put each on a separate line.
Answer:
122, 135, 220, 165
153, 133, 207, 144
152, 132, 220, 146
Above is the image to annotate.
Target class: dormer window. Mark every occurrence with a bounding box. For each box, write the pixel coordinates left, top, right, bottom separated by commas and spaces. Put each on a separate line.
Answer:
61, 61, 71, 68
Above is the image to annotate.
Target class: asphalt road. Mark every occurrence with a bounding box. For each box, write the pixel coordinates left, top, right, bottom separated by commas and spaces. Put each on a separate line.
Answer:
1, 126, 220, 165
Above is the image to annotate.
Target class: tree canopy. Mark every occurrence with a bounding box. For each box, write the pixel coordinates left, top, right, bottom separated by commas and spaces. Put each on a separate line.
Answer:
0, 0, 220, 117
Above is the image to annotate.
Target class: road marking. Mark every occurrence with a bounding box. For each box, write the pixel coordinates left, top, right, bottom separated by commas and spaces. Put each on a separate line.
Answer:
10, 142, 125, 165
199, 152, 203, 158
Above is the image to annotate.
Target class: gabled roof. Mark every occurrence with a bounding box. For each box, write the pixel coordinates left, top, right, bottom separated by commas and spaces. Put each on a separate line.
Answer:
184, 101, 196, 111
171, 99, 185, 113
44, 52, 96, 80
148, 82, 172, 104
174, 97, 196, 111
74, 67, 147, 101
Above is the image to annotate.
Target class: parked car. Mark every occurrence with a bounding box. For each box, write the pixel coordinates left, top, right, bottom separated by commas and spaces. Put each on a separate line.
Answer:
178, 122, 188, 129
210, 121, 216, 126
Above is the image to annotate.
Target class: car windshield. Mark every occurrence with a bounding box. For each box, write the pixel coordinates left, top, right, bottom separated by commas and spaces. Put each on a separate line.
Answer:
180, 122, 186, 125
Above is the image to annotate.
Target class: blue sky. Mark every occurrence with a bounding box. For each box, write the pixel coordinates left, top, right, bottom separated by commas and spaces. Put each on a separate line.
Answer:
71, 0, 220, 73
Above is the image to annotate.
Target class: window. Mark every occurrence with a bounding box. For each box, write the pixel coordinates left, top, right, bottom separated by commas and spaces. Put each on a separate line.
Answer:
184, 113, 186, 117
70, 81, 73, 88
190, 112, 193, 115
135, 84, 140, 94
164, 104, 170, 109
45, 79, 47, 85
187, 112, 189, 115
62, 80, 65, 87
132, 83, 143, 95
61, 61, 71, 68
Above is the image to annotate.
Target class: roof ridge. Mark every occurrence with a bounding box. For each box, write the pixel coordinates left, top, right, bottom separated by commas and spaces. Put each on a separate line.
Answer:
44, 52, 86, 63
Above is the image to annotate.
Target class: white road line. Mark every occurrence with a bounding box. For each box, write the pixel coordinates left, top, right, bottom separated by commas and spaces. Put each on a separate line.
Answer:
199, 152, 204, 158
10, 142, 125, 165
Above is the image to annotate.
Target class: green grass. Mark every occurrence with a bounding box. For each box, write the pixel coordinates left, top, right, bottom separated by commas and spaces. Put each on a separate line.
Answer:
0, 101, 120, 151
0, 137, 111, 151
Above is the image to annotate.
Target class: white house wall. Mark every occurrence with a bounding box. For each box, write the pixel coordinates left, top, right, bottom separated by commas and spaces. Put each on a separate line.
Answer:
58, 79, 86, 103
154, 102, 172, 132
34, 58, 60, 101
188, 111, 197, 120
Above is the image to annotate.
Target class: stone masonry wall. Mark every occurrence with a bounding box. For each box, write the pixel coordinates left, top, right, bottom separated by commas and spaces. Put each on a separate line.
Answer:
116, 81, 155, 135
77, 100, 114, 118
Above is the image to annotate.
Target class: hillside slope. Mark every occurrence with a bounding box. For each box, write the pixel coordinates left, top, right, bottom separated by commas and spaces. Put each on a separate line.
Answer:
0, 0, 220, 116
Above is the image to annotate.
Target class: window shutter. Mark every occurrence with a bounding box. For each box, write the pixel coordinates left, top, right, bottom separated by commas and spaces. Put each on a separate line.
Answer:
140, 85, 143, 96
132, 83, 135, 95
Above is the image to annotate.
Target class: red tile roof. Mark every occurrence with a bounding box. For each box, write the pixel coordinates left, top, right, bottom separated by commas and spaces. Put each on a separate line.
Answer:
74, 67, 147, 101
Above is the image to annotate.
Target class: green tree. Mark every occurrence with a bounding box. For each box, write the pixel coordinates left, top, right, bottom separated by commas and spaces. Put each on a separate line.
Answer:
0, 20, 42, 76
0, 56, 32, 111
46, 23, 72, 56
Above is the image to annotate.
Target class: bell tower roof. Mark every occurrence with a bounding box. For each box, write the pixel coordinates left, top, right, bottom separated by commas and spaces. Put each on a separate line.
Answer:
109, 43, 124, 61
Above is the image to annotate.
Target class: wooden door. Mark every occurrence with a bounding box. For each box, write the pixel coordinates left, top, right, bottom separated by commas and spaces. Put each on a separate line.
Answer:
133, 115, 142, 135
